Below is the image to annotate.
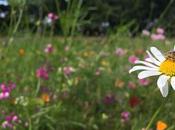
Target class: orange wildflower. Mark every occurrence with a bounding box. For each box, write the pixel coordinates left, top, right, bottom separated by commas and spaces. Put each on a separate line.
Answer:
156, 120, 167, 130
19, 48, 25, 56
41, 93, 50, 103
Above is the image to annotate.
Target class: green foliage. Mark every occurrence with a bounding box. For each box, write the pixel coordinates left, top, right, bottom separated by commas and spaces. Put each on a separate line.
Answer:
0, 33, 174, 129
2, 0, 175, 36
9, 0, 26, 7
1, 0, 175, 129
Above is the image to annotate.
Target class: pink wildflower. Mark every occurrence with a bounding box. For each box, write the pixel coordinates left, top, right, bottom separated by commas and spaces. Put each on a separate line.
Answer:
36, 66, 49, 80
103, 94, 116, 105
151, 33, 165, 41
156, 27, 164, 34
115, 48, 126, 56
142, 30, 150, 36
2, 113, 19, 129
138, 79, 150, 86
48, 12, 59, 21
0, 83, 16, 100
128, 55, 139, 64
44, 43, 54, 54
63, 66, 74, 76
121, 111, 130, 123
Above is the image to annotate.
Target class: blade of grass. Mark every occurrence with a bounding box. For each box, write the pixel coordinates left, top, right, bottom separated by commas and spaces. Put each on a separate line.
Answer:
145, 105, 162, 130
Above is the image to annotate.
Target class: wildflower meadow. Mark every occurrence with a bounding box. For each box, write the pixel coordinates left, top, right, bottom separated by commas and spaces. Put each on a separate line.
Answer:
0, 0, 175, 130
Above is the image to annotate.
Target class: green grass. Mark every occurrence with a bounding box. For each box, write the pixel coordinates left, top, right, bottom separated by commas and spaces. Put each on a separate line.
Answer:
0, 34, 174, 130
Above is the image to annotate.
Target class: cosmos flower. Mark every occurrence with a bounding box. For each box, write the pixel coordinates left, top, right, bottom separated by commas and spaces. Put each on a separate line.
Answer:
121, 111, 130, 123
115, 48, 126, 56
129, 46, 175, 97
36, 66, 49, 80
129, 96, 140, 107
151, 34, 165, 41
2, 113, 19, 129
150, 27, 165, 41
48, 13, 59, 21
156, 28, 164, 35
138, 79, 150, 86
63, 66, 75, 76
103, 94, 116, 105
44, 43, 54, 54
142, 29, 150, 36
0, 83, 16, 100
44, 13, 59, 26
128, 55, 139, 64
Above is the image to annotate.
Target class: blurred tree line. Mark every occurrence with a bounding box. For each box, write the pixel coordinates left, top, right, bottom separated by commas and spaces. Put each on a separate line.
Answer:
2, 0, 175, 36
82, 0, 174, 36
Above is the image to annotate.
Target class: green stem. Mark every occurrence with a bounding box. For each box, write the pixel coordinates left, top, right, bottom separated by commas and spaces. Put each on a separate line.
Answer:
7, 7, 24, 45
28, 117, 32, 130
35, 79, 41, 96
158, 0, 174, 23
24, 108, 32, 130
145, 103, 163, 130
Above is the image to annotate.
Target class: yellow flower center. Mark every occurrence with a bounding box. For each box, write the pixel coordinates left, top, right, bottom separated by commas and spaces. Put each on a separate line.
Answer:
160, 59, 175, 76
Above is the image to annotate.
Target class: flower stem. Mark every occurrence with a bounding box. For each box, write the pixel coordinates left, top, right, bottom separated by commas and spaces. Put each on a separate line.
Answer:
35, 79, 41, 96
145, 105, 162, 130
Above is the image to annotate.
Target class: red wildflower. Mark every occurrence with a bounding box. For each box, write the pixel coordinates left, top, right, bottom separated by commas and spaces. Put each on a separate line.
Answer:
129, 96, 140, 107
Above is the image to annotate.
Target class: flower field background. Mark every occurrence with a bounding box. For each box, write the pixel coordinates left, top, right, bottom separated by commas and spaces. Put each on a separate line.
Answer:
0, 0, 175, 130
0, 34, 174, 130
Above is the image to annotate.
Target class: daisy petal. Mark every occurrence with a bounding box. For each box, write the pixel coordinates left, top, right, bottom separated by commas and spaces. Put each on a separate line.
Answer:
135, 60, 159, 68
146, 51, 161, 66
170, 77, 175, 90
129, 65, 158, 73
159, 81, 169, 97
157, 75, 170, 88
145, 58, 154, 63
138, 70, 161, 79
150, 47, 165, 62
160, 82, 168, 97
157, 75, 170, 97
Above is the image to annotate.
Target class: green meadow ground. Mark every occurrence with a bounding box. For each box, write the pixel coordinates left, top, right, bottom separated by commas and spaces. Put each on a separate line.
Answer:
0, 34, 174, 130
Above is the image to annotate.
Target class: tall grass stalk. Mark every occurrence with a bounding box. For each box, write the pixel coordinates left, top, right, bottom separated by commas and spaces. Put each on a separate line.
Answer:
55, 0, 83, 45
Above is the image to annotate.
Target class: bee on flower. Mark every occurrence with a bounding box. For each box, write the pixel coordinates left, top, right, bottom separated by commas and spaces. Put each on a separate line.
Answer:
129, 46, 175, 97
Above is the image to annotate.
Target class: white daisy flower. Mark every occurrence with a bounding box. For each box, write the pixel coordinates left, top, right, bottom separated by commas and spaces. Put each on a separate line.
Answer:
129, 46, 175, 97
